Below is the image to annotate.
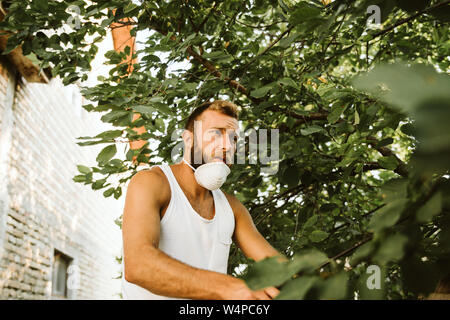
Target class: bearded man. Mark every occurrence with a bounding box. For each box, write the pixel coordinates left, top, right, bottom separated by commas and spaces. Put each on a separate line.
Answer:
121, 100, 282, 300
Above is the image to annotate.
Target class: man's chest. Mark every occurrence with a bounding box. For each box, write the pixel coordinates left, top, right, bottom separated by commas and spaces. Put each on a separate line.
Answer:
188, 196, 215, 220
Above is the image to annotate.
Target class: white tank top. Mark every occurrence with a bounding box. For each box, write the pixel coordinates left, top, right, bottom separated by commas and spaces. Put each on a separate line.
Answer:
121, 164, 235, 300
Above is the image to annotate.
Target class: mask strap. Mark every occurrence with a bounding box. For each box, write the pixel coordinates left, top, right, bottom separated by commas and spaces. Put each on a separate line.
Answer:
182, 158, 196, 171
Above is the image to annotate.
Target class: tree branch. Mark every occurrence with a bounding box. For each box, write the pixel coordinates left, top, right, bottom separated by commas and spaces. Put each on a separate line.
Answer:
141, 5, 262, 103
317, 235, 373, 270
239, 25, 295, 75
184, 45, 257, 101
366, 136, 409, 177
196, 1, 218, 33
371, 0, 450, 39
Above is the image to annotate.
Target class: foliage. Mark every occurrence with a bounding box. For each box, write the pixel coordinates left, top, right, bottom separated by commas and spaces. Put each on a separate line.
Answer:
2, 0, 449, 299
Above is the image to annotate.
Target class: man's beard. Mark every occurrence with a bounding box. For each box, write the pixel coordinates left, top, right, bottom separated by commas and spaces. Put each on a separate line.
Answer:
189, 146, 206, 169
189, 147, 232, 169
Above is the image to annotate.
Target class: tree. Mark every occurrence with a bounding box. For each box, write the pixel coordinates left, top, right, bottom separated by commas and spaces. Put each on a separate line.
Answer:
1, 0, 449, 299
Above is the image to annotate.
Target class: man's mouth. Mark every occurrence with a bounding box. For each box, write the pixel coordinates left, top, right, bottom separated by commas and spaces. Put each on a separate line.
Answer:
213, 156, 227, 163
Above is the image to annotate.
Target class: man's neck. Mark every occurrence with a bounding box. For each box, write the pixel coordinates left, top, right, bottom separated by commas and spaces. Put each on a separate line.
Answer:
173, 160, 210, 201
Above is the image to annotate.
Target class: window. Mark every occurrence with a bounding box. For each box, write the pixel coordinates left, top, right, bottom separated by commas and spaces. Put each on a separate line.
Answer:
51, 250, 72, 299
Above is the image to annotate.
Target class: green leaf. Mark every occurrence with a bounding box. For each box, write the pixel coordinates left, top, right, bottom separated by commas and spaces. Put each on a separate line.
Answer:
143, 54, 161, 63
289, 3, 321, 24
155, 118, 165, 132
92, 178, 107, 190
3, 34, 21, 55
202, 50, 233, 63
126, 148, 136, 161
163, 78, 178, 87
354, 108, 360, 125
94, 130, 123, 140
300, 125, 324, 136
412, 99, 450, 153
73, 175, 86, 183
368, 199, 408, 232
85, 172, 92, 183
278, 77, 299, 90
101, 110, 129, 123
373, 233, 408, 264
114, 187, 122, 199
243, 249, 327, 290
103, 187, 115, 198
350, 241, 375, 266
290, 249, 328, 273
278, 33, 301, 49
82, 104, 95, 112
317, 272, 349, 300
320, 203, 338, 212
377, 155, 399, 170
303, 215, 318, 230
308, 230, 329, 243
124, 2, 138, 14
77, 165, 91, 174
96, 145, 117, 165
132, 105, 155, 115
243, 256, 292, 290
327, 105, 347, 124
353, 63, 450, 114
183, 82, 198, 91
336, 156, 355, 168
77, 140, 111, 146
251, 85, 273, 98
416, 191, 442, 223
33, 0, 48, 12
275, 276, 317, 300
378, 178, 408, 203
151, 102, 173, 115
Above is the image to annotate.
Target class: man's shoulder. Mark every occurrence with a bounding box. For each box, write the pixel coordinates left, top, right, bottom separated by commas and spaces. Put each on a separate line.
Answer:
222, 191, 247, 213
128, 166, 170, 200
130, 166, 167, 184
222, 190, 237, 202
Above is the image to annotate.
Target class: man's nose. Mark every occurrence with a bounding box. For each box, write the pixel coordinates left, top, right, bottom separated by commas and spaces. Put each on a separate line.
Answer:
222, 133, 234, 151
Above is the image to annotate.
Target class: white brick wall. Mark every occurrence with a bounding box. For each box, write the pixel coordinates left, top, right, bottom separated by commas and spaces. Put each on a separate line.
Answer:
0, 58, 125, 300
0, 58, 8, 135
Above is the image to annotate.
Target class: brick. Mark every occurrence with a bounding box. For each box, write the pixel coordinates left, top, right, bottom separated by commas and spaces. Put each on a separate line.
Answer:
20, 283, 31, 291
6, 280, 21, 290
7, 236, 16, 245
6, 289, 17, 298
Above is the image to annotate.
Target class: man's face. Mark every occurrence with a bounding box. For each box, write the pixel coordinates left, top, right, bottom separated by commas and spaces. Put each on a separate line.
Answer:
187, 110, 239, 168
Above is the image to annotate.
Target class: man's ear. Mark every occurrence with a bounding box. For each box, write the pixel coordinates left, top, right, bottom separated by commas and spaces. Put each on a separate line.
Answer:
182, 129, 193, 149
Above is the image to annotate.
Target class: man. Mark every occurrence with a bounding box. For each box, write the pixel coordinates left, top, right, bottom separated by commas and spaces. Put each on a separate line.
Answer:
122, 100, 282, 300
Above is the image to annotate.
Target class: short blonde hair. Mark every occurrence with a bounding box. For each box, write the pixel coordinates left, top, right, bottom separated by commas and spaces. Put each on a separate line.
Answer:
185, 100, 239, 132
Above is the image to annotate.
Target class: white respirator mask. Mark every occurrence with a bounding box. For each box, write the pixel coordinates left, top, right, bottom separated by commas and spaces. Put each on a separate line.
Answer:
183, 158, 231, 190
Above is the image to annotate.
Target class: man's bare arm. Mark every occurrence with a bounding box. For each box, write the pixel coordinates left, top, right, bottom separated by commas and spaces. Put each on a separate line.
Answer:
122, 169, 271, 300
225, 193, 286, 299
226, 193, 282, 262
